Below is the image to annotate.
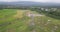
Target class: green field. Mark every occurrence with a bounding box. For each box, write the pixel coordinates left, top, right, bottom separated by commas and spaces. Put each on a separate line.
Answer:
0, 9, 60, 32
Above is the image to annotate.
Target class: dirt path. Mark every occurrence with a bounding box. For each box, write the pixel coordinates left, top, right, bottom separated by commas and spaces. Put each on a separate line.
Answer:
27, 13, 44, 32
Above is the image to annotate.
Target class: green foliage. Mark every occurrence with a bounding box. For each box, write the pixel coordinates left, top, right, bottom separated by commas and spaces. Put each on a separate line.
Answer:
30, 7, 60, 19
0, 9, 60, 32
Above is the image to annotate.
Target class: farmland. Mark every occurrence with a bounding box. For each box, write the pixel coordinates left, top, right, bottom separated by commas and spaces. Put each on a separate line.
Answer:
0, 9, 60, 32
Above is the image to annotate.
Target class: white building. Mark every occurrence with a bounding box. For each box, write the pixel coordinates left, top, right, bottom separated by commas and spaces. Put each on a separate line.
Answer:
45, 9, 49, 11
41, 8, 44, 10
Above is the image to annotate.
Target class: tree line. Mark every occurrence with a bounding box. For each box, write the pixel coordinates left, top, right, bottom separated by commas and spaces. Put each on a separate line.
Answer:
0, 5, 60, 19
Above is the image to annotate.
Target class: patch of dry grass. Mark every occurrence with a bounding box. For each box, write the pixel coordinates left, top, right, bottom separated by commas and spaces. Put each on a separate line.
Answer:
14, 10, 24, 18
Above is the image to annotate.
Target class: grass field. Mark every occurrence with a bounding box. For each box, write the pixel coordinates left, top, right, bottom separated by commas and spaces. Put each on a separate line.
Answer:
0, 9, 60, 32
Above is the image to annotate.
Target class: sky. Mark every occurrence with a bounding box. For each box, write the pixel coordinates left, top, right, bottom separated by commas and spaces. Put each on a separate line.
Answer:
0, 0, 60, 3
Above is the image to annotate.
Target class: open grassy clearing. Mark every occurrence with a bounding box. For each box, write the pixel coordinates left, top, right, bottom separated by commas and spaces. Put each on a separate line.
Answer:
0, 9, 60, 32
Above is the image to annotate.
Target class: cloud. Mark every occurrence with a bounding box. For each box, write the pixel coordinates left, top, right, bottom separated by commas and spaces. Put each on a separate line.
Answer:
0, 0, 20, 2
0, 0, 31, 2
32, 0, 60, 3
32, 0, 50, 2
0, 0, 60, 3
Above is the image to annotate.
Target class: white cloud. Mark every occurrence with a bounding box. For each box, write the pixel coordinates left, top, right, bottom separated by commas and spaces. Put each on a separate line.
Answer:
0, 0, 60, 3
32, 0, 60, 3
32, 0, 50, 2
0, 0, 19, 2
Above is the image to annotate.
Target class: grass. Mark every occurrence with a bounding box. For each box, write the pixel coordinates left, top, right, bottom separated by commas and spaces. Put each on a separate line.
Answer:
0, 9, 31, 32
0, 9, 60, 32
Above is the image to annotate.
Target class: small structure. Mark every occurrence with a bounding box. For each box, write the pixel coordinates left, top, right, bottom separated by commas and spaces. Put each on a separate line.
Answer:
45, 9, 48, 11
41, 8, 44, 10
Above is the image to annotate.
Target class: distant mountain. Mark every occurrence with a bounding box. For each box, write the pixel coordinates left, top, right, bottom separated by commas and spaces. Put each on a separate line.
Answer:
0, 1, 60, 7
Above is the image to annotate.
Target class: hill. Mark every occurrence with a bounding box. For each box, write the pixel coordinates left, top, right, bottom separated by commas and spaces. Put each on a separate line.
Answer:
0, 1, 60, 7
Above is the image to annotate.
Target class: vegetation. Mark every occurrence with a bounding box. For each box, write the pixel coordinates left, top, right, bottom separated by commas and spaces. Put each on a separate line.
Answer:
30, 7, 60, 19
0, 9, 60, 32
